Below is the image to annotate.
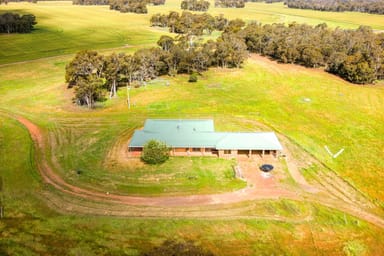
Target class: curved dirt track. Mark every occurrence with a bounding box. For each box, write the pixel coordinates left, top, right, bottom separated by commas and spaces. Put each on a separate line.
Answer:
12, 115, 384, 228
17, 116, 298, 207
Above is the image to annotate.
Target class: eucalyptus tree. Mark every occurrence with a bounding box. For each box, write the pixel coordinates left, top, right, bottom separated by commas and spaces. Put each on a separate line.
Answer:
66, 50, 106, 107
74, 76, 105, 108
215, 33, 248, 68
157, 35, 175, 51
133, 49, 159, 84
0, 13, 36, 33
181, 0, 210, 11
65, 50, 105, 87
105, 53, 125, 98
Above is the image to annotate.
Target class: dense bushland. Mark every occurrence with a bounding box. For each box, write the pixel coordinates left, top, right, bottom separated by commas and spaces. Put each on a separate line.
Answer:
181, 0, 210, 11
152, 12, 384, 84
108, 0, 165, 13
287, 0, 384, 15
73, 0, 109, 5
150, 11, 229, 34
246, 0, 283, 2
214, 0, 245, 8
109, 0, 148, 13
240, 22, 384, 84
0, 0, 36, 4
72, 0, 165, 11
0, 13, 37, 33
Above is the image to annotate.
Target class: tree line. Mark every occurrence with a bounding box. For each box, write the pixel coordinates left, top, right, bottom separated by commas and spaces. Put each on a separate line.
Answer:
0, 0, 36, 4
215, 0, 245, 8
109, 0, 148, 13
73, 0, 109, 5
152, 12, 384, 83
245, 0, 283, 2
65, 32, 248, 107
150, 11, 229, 35
66, 12, 384, 108
213, 0, 282, 8
181, 0, 210, 11
0, 12, 37, 33
72, 0, 165, 13
214, 0, 284, 7
286, 0, 384, 15
109, 0, 165, 13
239, 22, 384, 84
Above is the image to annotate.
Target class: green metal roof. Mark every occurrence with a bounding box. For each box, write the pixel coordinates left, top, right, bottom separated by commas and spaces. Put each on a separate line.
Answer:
130, 130, 224, 148
143, 119, 214, 133
215, 132, 283, 150
129, 119, 283, 150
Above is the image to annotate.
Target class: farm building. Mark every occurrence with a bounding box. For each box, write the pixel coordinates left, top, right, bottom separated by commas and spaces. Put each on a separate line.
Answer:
128, 119, 283, 158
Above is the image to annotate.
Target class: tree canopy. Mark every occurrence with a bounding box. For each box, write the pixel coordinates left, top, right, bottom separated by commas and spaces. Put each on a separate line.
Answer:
241, 22, 384, 84
0, 0, 37, 4
66, 12, 384, 108
73, 0, 109, 5
287, 0, 384, 15
72, 0, 165, 7
109, 0, 148, 13
0, 13, 37, 33
181, 0, 210, 12
215, 0, 245, 8
65, 30, 249, 107
150, 11, 228, 35
141, 140, 170, 164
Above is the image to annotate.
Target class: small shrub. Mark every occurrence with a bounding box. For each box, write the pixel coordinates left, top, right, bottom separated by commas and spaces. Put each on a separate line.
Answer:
188, 72, 198, 82
141, 140, 170, 164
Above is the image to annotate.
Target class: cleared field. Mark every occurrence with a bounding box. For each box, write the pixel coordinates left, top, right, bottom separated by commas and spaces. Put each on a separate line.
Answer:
2, 115, 384, 255
1, 52, 383, 203
0, 1, 163, 64
1, 1, 384, 255
2, 1, 384, 64
1, 52, 384, 255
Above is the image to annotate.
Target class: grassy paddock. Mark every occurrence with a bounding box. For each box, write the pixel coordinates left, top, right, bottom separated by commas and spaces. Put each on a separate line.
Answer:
66, 156, 245, 196
1, 1, 384, 254
0, 52, 383, 202
2, 1, 384, 64
0, 1, 163, 64
1, 121, 384, 256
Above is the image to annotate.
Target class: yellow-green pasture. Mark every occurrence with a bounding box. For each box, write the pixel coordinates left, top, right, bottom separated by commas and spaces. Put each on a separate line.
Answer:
1, 1, 384, 254
1, 57, 384, 254
2, 1, 384, 64
1, 50, 384, 203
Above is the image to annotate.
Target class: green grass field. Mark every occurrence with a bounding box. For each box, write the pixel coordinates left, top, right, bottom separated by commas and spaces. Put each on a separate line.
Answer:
1, 119, 384, 255
1, 1, 384, 255
2, 0, 384, 64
